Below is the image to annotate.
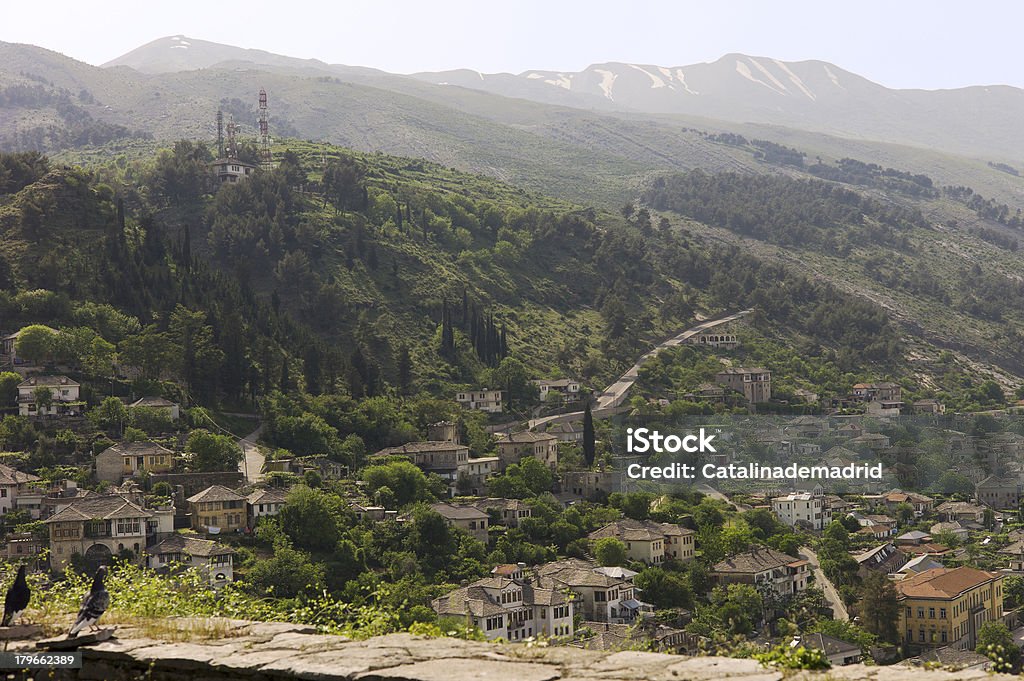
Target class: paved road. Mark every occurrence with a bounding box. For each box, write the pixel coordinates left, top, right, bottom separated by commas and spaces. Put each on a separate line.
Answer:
799, 546, 849, 621
528, 310, 753, 430
238, 425, 265, 484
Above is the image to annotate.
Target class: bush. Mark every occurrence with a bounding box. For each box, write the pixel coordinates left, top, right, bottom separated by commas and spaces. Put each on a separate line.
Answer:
754, 645, 830, 670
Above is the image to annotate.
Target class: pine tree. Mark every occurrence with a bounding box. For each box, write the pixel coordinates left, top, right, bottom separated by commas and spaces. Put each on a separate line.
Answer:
583, 401, 596, 466
860, 572, 900, 644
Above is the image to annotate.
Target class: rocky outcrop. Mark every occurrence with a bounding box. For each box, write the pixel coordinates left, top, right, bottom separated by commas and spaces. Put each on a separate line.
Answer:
1, 620, 1012, 680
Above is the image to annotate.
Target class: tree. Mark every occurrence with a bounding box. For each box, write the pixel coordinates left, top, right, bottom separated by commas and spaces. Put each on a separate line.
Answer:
0, 372, 20, 407
278, 485, 347, 552
14, 325, 57, 364
489, 357, 534, 408
32, 386, 53, 411
859, 571, 900, 644
633, 567, 693, 609
976, 621, 1019, 672
362, 460, 432, 507
245, 545, 325, 598
582, 401, 595, 467
90, 396, 128, 434
322, 156, 366, 212
185, 429, 242, 472
593, 537, 628, 567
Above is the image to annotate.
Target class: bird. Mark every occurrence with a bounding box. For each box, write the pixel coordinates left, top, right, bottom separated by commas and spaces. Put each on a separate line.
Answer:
2, 564, 30, 627
68, 565, 109, 637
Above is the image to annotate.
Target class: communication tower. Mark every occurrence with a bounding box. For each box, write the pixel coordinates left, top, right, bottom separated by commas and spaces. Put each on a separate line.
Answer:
258, 88, 272, 168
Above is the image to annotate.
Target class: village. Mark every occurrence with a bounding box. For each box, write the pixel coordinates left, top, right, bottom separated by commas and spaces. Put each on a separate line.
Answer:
3, 312, 1024, 673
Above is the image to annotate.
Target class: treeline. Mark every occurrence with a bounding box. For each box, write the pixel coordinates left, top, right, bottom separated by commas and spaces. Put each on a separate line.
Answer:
944, 185, 1023, 228
807, 158, 937, 198
643, 169, 926, 250
0, 83, 151, 151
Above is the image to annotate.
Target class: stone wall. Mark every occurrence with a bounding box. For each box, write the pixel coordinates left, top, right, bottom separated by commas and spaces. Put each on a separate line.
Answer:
2, 620, 1013, 681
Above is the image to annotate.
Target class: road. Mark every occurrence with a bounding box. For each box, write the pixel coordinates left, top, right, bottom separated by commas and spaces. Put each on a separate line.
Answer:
799, 546, 849, 621
238, 424, 266, 484
528, 309, 753, 430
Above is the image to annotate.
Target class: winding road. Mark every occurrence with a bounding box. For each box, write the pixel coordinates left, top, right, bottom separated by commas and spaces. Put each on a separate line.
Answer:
528, 309, 753, 430
799, 546, 849, 621
238, 424, 266, 483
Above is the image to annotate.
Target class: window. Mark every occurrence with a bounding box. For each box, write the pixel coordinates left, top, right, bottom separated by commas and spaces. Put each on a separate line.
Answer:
917, 607, 924, 619
929, 608, 935, 619
940, 608, 947, 619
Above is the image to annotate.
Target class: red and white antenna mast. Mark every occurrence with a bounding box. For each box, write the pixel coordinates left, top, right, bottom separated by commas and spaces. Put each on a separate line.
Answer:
258, 88, 272, 168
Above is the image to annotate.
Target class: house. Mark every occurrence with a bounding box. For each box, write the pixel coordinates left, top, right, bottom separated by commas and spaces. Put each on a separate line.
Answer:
129, 396, 181, 421
834, 422, 864, 439
561, 470, 622, 501
146, 534, 235, 587
95, 441, 175, 483
689, 332, 739, 349
899, 555, 945, 576
930, 521, 973, 543
455, 389, 504, 414
912, 399, 946, 415
429, 502, 489, 542
533, 378, 581, 403
681, 383, 734, 406
850, 433, 891, 451
998, 540, 1024, 571
851, 382, 902, 402
495, 432, 559, 472
896, 567, 1004, 649
210, 157, 257, 183
247, 488, 288, 526
714, 367, 771, 406
544, 421, 584, 444
580, 621, 697, 654
44, 495, 153, 573
853, 543, 907, 579
466, 498, 532, 528
771, 491, 832, 531
865, 400, 904, 418
896, 531, 933, 547
0, 463, 40, 515
786, 416, 827, 439
710, 547, 809, 598
882, 490, 935, 517
851, 512, 898, 537
17, 375, 82, 418
1, 531, 46, 566
536, 558, 645, 623
432, 574, 574, 642
588, 519, 695, 564
186, 486, 247, 534
935, 501, 987, 524
975, 475, 1022, 510
461, 456, 499, 496
795, 633, 863, 666
373, 441, 470, 490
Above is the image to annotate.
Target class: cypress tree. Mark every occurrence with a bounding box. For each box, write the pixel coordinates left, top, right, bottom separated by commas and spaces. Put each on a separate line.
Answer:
583, 401, 596, 467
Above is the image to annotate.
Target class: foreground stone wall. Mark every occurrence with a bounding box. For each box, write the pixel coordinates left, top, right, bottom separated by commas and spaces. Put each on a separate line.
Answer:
2, 620, 1015, 681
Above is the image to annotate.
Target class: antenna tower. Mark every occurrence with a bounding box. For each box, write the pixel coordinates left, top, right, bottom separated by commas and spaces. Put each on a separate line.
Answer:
216, 110, 224, 157
258, 88, 272, 168
226, 115, 238, 159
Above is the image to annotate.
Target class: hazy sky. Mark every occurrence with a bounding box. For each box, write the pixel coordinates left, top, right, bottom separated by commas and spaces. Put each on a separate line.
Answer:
4, 1, 1022, 89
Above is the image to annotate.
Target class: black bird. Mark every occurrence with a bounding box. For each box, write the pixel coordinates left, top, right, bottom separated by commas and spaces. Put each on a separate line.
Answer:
2, 565, 30, 626
68, 566, 109, 637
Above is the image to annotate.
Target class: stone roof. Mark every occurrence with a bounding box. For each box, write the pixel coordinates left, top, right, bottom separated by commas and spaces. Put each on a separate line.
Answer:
247, 488, 289, 505
44, 495, 153, 523
587, 519, 693, 543
0, 463, 40, 486
148, 534, 235, 558
800, 633, 860, 658
711, 547, 802, 575
895, 567, 999, 599
17, 375, 79, 388
374, 441, 468, 456
130, 396, 178, 408
432, 577, 567, 619
496, 432, 558, 444
186, 485, 246, 504
98, 441, 175, 458
430, 503, 489, 521
537, 559, 625, 589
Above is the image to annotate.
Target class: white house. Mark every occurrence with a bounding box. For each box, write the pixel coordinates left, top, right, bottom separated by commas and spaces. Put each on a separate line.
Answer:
17, 375, 82, 418
772, 491, 832, 531
0, 463, 41, 515
455, 389, 504, 413
432, 574, 574, 641
146, 534, 235, 587
129, 396, 181, 421
533, 378, 581, 402
247, 488, 288, 527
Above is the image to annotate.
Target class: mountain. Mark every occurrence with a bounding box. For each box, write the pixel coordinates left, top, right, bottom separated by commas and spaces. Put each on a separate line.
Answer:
412, 54, 1024, 161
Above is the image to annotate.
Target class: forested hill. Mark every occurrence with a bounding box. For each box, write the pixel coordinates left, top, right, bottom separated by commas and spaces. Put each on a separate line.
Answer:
0, 142, 910, 413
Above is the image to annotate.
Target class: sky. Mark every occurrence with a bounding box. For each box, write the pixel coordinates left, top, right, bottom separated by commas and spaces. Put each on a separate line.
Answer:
3, 0, 1023, 89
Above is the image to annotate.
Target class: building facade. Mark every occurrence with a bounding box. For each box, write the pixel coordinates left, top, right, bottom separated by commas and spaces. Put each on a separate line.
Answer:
896, 567, 1004, 650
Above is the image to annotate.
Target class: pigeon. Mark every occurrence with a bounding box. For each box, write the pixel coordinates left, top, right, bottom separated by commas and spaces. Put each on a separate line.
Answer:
68, 565, 109, 637
2, 564, 30, 626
